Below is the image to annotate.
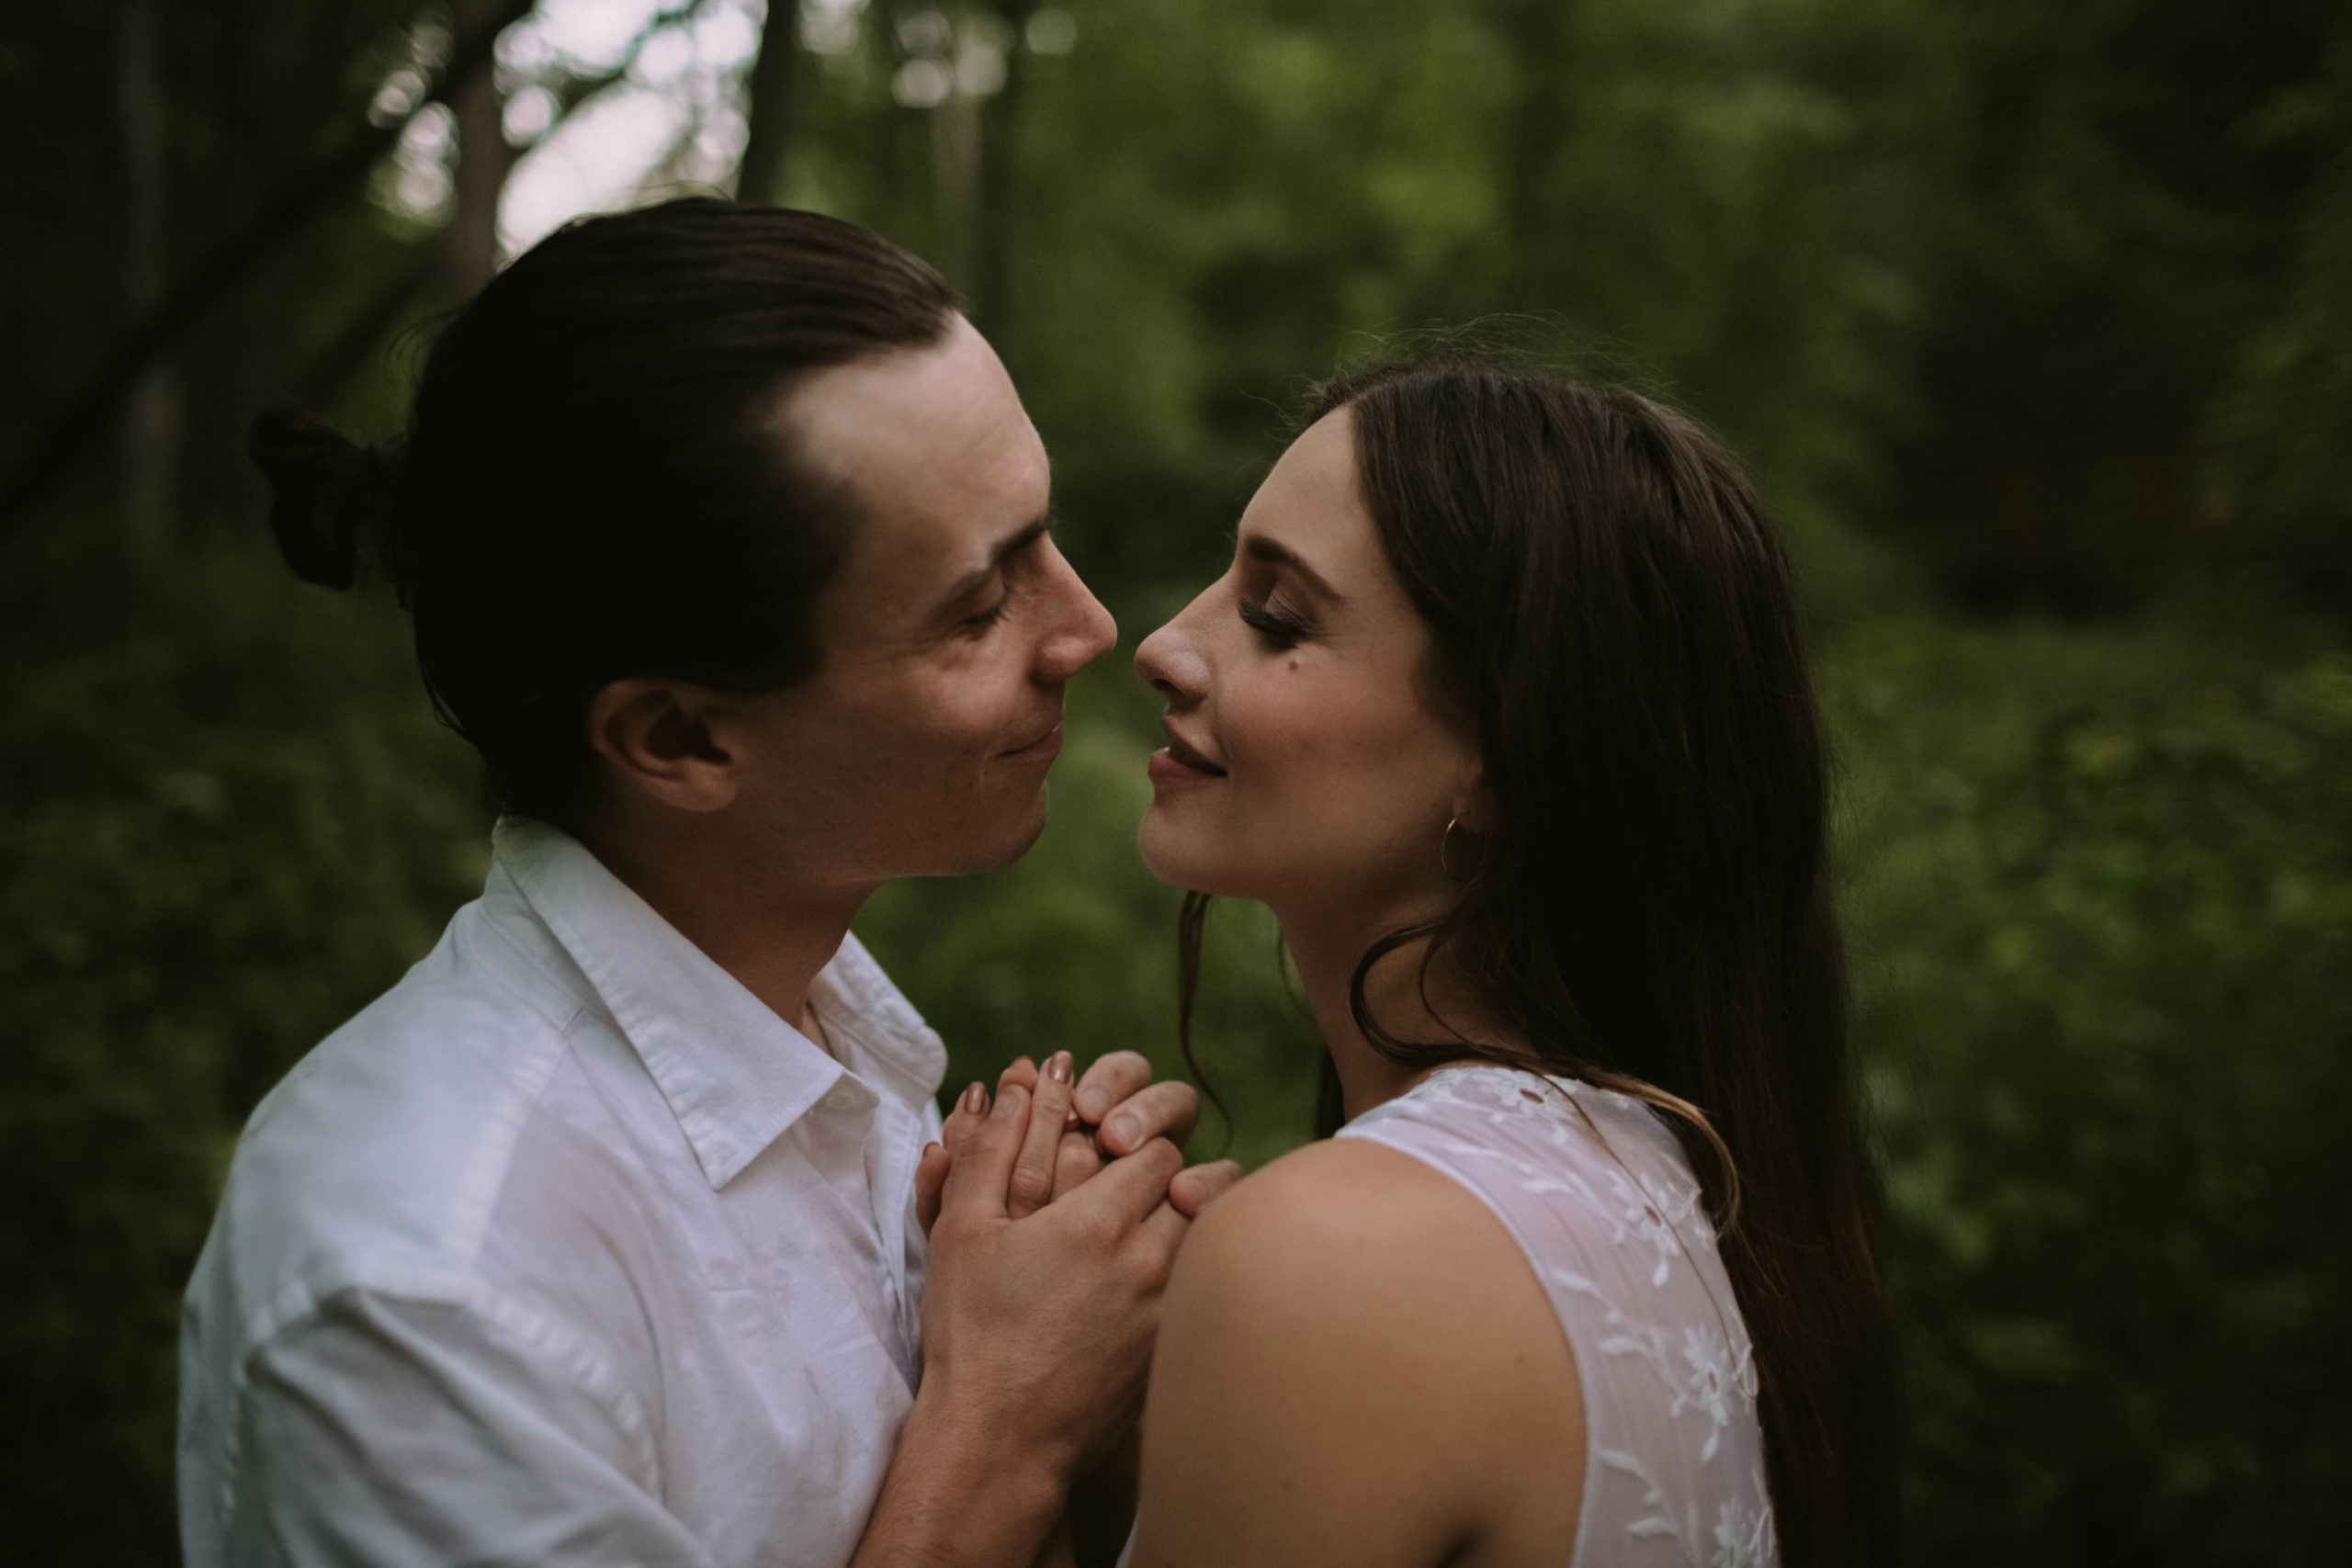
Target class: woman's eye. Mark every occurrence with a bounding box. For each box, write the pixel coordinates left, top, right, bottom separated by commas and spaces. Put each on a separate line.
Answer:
1238, 596, 1307, 648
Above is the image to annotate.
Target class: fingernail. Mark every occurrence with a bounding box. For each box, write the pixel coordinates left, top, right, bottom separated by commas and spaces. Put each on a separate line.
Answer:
1076, 1088, 1107, 1121
1046, 1051, 1073, 1084
922, 1141, 941, 1158
1107, 1113, 1138, 1147
992, 1084, 1026, 1120
961, 1082, 987, 1116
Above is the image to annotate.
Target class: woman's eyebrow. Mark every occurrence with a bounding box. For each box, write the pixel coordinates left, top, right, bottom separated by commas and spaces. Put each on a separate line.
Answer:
1242, 535, 1343, 601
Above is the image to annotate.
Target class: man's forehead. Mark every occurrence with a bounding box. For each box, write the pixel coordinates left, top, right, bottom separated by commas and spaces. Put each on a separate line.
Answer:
782, 319, 1048, 568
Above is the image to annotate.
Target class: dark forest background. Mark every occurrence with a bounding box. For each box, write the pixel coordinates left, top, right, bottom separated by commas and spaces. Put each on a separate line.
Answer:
4, 0, 2349, 1561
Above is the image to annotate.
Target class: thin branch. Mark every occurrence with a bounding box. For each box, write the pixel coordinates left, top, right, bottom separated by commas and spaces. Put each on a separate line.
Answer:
0, 0, 538, 541
300, 0, 717, 412
541, 0, 711, 118
736, 0, 800, 206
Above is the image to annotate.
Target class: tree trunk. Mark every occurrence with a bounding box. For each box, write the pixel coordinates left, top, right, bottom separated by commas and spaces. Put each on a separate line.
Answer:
0, 0, 537, 540
973, 0, 1035, 337
933, 85, 982, 298
114, 0, 177, 558
737, 0, 799, 207
444, 0, 518, 302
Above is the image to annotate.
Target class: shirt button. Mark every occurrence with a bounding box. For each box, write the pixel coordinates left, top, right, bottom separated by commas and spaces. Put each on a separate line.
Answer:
826, 1087, 859, 1111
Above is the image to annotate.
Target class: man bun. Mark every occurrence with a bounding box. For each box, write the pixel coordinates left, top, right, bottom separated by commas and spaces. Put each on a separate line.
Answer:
246, 410, 403, 592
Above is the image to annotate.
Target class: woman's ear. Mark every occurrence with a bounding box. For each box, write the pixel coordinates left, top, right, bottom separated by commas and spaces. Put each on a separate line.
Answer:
1450, 764, 1498, 837
585, 678, 741, 813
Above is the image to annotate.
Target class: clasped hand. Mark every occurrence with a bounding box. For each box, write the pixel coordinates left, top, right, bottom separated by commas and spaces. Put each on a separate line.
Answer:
913, 1053, 1239, 1483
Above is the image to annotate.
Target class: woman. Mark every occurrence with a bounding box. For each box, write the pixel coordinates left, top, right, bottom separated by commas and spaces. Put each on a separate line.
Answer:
937, 356, 1899, 1566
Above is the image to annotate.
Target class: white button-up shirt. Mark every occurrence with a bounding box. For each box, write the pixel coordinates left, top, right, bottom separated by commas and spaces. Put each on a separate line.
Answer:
178, 819, 947, 1567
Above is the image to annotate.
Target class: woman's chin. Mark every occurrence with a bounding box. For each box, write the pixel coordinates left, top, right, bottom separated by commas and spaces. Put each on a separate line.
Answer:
1136, 813, 1244, 897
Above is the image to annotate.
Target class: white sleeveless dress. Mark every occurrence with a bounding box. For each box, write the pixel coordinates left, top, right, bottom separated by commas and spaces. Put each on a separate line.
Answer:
1337, 1064, 1778, 1568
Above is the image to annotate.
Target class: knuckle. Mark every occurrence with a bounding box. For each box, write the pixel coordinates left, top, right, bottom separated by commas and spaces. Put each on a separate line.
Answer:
1079, 1200, 1126, 1249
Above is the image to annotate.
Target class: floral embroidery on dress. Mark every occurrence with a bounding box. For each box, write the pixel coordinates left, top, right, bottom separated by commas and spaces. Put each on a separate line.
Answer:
1673, 1325, 1746, 1461
1339, 1066, 1777, 1566
1712, 1496, 1775, 1568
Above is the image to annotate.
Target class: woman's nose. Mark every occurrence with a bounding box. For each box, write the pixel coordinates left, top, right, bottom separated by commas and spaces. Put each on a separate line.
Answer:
1135, 605, 1209, 702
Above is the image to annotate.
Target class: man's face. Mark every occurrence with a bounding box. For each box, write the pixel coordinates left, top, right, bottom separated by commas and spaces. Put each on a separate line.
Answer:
728, 314, 1116, 887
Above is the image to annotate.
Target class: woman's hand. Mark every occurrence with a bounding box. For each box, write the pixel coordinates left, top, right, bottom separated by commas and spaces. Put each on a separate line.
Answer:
916, 1052, 1240, 1235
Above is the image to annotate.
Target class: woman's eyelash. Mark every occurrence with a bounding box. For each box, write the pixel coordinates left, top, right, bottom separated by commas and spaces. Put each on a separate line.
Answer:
1238, 597, 1307, 646
965, 592, 1013, 633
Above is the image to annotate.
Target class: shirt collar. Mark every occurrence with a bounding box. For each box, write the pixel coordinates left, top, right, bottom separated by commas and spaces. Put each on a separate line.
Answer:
490, 818, 945, 1190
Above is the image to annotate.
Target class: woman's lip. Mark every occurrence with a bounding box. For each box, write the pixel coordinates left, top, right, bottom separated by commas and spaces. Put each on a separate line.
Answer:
1148, 746, 1226, 789
1161, 732, 1227, 776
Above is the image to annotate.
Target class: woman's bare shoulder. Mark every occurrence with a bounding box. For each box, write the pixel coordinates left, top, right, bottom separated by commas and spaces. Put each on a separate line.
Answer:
1169, 1134, 1561, 1371
1184, 1135, 1471, 1260
1136, 1135, 1585, 1566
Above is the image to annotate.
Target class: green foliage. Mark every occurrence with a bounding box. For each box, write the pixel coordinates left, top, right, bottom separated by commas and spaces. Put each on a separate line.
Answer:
2211, 38, 2352, 598
1871, 0, 2350, 607
0, 538, 486, 1563
1834, 623, 2352, 1562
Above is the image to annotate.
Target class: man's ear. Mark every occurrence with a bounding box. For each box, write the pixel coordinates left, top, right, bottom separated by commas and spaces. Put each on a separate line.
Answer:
585, 678, 741, 813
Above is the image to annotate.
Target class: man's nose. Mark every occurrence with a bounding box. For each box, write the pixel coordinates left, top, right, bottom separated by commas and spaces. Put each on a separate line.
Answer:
1035, 545, 1117, 683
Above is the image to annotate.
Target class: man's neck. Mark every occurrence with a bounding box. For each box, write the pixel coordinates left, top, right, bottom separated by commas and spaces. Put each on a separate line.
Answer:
579, 814, 874, 1043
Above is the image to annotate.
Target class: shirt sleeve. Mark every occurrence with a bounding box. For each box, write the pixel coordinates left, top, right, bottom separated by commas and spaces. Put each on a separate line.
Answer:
216, 1286, 717, 1568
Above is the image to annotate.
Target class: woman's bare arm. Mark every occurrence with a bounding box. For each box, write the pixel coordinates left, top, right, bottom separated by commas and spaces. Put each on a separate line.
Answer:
1125, 1138, 1584, 1568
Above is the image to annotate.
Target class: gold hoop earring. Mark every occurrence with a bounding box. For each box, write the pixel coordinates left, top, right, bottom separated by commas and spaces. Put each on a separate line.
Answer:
1440, 817, 1484, 883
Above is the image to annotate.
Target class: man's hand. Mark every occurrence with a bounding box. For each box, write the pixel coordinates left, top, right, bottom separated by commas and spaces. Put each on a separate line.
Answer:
915, 1052, 1242, 1233
919, 1081, 1186, 1474
851, 1076, 1208, 1568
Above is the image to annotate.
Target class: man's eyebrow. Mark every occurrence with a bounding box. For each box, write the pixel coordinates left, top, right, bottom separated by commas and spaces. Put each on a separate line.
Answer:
1242, 534, 1342, 600
938, 513, 1053, 608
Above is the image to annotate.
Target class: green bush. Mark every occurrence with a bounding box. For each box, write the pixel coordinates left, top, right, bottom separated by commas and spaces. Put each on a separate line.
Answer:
0, 541, 485, 1565
1835, 622, 2352, 1562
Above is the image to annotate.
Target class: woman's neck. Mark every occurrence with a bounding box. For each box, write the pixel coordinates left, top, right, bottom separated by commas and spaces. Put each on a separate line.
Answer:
1274, 895, 1489, 1125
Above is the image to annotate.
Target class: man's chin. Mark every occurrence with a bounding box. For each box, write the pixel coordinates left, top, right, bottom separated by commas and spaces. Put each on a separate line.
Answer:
935, 789, 1052, 876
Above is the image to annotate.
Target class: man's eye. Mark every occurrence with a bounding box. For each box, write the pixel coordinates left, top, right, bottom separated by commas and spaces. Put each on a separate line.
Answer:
964, 593, 1013, 634
1238, 597, 1307, 648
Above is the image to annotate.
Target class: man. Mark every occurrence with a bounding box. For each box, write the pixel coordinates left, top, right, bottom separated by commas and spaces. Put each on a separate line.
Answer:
185, 200, 1235, 1567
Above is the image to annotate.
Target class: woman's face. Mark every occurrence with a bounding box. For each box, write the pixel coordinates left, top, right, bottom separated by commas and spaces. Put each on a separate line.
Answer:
1135, 408, 1481, 919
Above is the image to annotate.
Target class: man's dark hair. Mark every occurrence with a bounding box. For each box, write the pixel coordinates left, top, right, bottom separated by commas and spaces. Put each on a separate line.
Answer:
248, 198, 958, 827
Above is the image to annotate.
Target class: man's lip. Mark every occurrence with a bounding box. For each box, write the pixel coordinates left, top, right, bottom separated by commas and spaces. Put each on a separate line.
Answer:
999, 723, 1063, 758
1159, 726, 1227, 776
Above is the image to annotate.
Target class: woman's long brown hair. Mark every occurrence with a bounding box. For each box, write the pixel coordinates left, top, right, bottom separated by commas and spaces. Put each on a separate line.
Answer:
1177, 358, 1901, 1566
